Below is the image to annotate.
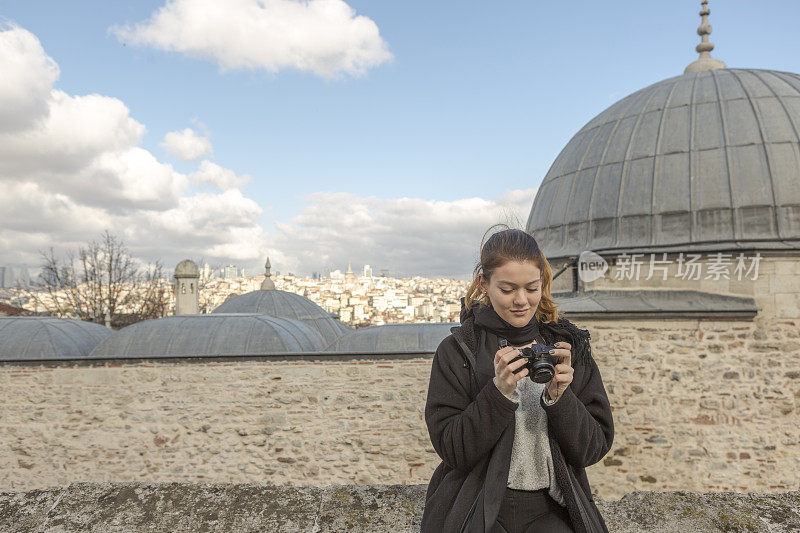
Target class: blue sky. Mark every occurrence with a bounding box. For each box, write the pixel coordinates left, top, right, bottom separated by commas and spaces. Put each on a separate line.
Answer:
2, 0, 799, 277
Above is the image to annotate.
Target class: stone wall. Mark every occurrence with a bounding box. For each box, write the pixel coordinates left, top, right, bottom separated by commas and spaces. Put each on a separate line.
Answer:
2, 482, 799, 533
0, 357, 433, 492
2, 314, 799, 499
585, 317, 800, 497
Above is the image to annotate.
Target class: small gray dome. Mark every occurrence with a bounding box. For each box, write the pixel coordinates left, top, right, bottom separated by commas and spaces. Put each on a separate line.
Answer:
89, 314, 325, 357
326, 323, 457, 353
0, 317, 112, 360
174, 259, 199, 277
212, 290, 351, 347
527, 68, 800, 259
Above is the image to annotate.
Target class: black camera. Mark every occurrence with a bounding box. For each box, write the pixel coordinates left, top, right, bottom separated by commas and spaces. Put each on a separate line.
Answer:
500, 339, 559, 384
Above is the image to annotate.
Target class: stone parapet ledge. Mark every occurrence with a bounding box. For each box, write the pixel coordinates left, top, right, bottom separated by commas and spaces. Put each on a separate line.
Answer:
1, 482, 798, 532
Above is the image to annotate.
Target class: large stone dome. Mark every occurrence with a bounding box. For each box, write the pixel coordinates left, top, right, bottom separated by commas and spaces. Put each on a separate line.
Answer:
211, 289, 351, 347
0, 317, 112, 360
527, 68, 800, 260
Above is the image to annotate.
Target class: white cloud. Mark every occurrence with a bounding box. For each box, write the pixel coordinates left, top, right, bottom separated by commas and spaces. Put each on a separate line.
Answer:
135, 189, 267, 261
80, 148, 189, 209
162, 127, 212, 160
111, 0, 392, 79
190, 160, 251, 189
271, 189, 538, 277
0, 25, 268, 270
0, 90, 145, 177
0, 24, 59, 132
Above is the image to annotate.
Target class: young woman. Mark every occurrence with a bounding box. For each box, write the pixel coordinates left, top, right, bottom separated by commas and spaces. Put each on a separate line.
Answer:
421, 227, 613, 533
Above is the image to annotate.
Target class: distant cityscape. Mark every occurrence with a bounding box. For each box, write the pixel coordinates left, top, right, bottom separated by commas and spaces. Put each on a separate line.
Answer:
0, 262, 468, 327
198, 262, 467, 326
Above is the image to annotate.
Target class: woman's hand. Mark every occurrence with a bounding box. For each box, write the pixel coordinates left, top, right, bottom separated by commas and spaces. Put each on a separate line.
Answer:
545, 341, 574, 403
493, 345, 529, 396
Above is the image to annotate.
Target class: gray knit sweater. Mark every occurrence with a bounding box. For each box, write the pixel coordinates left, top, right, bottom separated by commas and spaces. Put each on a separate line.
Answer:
496, 376, 566, 505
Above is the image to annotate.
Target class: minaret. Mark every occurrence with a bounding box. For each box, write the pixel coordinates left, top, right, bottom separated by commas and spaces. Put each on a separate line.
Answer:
260, 257, 276, 290
174, 259, 200, 315
684, 0, 727, 73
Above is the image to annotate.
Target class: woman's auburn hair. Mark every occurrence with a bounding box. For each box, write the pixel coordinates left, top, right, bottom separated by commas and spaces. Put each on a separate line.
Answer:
464, 224, 559, 324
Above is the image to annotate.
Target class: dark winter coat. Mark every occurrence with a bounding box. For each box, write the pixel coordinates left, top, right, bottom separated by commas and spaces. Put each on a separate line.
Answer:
420, 303, 614, 532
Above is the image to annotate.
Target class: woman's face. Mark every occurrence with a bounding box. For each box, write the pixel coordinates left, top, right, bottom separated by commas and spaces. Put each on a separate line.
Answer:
479, 260, 542, 327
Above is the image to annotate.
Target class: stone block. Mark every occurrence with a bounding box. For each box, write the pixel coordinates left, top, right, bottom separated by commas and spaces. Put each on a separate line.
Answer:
775, 293, 800, 319
775, 261, 798, 276
727, 279, 756, 296
282, 366, 325, 378
771, 275, 800, 294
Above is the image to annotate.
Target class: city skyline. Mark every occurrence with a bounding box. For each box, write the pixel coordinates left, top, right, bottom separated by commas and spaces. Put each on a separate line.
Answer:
4, 266, 470, 327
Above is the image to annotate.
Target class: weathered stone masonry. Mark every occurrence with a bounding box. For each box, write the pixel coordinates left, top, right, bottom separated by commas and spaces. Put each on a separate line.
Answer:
2, 315, 799, 499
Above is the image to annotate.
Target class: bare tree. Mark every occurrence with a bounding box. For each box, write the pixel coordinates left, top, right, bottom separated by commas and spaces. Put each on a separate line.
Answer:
29, 231, 169, 328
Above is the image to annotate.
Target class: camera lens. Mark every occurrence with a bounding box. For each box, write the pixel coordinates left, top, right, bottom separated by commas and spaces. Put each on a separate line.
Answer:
530, 361, 555, 384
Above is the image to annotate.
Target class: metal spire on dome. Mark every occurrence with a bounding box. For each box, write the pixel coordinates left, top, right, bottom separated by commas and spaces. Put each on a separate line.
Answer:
684, 0, 727, 73
260, 256, 275, 290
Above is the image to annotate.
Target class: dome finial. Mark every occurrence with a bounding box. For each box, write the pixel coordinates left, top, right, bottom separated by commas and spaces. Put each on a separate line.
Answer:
684, 0, 727, 74
261, 256, 275, 290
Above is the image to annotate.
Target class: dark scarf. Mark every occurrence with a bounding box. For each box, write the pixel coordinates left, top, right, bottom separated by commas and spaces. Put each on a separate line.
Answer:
472, 302, 541, 346
458, 298, 591, 369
